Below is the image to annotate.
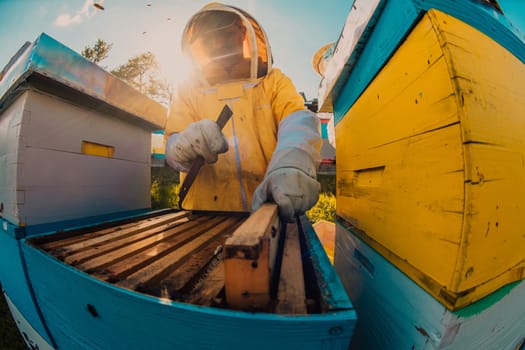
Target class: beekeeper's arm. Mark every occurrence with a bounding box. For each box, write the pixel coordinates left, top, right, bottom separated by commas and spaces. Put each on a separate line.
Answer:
252, 69, 322, 222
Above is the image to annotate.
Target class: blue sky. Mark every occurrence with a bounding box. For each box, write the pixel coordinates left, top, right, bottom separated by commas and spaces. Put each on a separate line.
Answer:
0, 0, 354, 100
0, 0, 524, 100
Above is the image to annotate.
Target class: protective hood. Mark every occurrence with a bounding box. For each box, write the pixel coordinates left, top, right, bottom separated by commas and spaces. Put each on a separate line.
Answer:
181, 2, 273, 85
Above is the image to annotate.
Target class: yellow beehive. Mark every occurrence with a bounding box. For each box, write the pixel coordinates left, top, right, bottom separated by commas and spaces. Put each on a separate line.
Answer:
336, 9, 525, 310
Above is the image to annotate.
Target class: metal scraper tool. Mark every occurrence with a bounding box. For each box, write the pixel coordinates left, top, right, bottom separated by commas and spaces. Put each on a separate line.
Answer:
178, 104, 233, 209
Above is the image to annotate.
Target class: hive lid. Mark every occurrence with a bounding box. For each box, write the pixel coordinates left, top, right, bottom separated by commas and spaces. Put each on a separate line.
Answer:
0, 33, 166, 130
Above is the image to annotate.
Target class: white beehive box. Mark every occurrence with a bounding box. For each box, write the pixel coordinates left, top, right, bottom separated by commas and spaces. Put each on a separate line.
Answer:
0, 33, 166, 228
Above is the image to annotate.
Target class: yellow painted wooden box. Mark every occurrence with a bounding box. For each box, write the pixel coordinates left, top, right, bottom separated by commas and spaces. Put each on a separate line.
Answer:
336, 9, 525, 310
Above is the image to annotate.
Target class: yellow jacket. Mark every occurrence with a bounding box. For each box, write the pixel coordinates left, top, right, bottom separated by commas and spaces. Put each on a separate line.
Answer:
165, 3, 321, 212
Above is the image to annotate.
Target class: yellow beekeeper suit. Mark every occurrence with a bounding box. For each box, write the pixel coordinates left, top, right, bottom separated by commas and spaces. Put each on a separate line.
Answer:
165, 3, 321, 220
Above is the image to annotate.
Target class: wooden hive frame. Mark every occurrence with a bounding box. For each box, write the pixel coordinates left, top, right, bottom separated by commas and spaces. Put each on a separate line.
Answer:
223, 204, 307, 313
29, 207, 322, 314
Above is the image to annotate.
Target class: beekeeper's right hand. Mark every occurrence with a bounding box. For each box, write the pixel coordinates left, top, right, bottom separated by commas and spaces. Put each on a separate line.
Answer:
165, 119, 228, 172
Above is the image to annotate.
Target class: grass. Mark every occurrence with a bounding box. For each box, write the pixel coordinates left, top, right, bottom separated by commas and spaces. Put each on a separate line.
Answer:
150, 167, 337, 223
306, 192, 336, 223
0, 289, 27, 350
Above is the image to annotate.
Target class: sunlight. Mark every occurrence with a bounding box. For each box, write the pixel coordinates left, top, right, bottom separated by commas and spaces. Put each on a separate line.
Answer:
129, 14, 196, 95
168, 51, 196, 89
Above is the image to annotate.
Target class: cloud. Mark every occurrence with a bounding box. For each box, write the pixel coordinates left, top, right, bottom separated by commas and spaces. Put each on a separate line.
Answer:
54, 0, 103, 27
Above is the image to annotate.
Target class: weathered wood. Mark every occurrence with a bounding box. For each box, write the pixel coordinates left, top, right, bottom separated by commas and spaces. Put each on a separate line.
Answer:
223, 203, 280, 310
93, 216, 229, 282
276, 223, 307, 314
74, 215, 217, 272
51, 211, 190, 257
156, 220, 244, 299
183, 262, 225, 306
118, 217, 240, 291
155, 237, 223, 299
63, 215, 196, 266
35, 210, 179, 249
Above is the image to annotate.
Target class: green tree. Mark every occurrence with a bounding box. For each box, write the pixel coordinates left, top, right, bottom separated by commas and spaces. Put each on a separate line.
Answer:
81, 38, 113, 64
111, 52, 172, 106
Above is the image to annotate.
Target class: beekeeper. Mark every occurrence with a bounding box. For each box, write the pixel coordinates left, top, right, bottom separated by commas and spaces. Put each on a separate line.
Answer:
165, 2, 321, 222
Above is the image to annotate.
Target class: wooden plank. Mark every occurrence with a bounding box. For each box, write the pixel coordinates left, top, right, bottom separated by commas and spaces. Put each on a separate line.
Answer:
51, 211, 190, 256
155, 235, 224, 299
35, 210, 178, 249
276, 223, 307, 314
182, 262, 225, 306
73, 215, 219, 271
223, 203, 280, 310
62, 215, 195, 265
155, 220, 244, 299
312, 220, 335, 264
117, 216, 240, 291
89, 216, 229, 281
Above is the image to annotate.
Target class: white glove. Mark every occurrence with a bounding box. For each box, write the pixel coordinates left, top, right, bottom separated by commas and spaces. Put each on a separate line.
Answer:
166, 119, 228, 172
252, 167, 320, 222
